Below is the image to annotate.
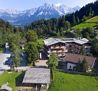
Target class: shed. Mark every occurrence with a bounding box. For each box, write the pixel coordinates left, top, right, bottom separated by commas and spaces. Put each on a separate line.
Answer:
22, 68, 50, 90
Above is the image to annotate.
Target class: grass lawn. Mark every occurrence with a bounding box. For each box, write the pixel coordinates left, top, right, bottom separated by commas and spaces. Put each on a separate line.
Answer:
73, 22, 97, 30
0, 72, 21, 91
49, 71, 98, 91
86, 16, 98, 23
73, 16, 98, 30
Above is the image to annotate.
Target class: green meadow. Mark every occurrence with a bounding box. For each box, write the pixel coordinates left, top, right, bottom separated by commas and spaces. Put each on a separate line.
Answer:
73, 16, 98, 30
49, 71, 98, 91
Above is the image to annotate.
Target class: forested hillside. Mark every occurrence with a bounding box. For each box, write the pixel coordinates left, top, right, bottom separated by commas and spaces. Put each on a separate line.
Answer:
0, 19, 44, 67
0, 1, 98, 60
28, 1, 98, 37
0, 19, 25, 66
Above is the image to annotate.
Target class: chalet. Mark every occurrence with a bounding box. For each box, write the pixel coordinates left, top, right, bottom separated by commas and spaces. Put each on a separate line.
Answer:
59, 53, 96, 72
43, 38, 91, 59
21, 68, 50, 91
44, 38, 67, 58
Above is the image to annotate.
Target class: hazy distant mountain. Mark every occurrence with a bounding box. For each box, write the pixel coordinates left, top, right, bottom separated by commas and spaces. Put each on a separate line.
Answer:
0, 3, 80, 26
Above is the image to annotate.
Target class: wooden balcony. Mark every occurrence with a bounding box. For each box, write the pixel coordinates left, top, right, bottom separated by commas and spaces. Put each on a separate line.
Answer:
50, 46, 65, 49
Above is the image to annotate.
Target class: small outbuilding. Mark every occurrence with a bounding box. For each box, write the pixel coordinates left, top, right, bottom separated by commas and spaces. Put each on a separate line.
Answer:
22, 68, 51, 91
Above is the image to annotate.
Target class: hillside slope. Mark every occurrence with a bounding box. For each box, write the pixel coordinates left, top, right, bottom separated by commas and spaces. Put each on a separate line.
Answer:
86, 16, 98, 23
49, 71, 98, 91
73, 16, 98, 30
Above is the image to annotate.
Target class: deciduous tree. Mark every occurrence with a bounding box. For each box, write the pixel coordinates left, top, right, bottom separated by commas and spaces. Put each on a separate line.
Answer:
25, 42, 38, 66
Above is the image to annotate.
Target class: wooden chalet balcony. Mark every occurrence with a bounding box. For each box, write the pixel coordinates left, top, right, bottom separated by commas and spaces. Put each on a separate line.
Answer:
50, 46, 65, 49
51, 46, 54, 49
48, 48, 68, 54
52, 50, 57, 53
51, 50, 66, 53
47, 51, 66, 57
58, 53, 65, 57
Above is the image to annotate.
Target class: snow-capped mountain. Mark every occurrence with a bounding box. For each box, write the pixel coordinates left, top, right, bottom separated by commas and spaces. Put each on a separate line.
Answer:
54, 3, 80, 15
0, 3, 80, 26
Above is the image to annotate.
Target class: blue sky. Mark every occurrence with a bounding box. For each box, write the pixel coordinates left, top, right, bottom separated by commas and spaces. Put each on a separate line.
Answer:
0, 0, 96, 10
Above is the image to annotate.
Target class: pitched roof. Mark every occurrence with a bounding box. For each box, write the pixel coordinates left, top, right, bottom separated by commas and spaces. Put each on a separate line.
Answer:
44, 38, 89, 46
74, 38, 89, 45
63, 53, 96, 67
44, 38, 65, 46
23, 68, 50, 84
1, 83, 12, 91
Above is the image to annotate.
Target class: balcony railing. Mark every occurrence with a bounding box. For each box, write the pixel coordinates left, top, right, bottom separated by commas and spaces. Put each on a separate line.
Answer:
50, 46, 65, 49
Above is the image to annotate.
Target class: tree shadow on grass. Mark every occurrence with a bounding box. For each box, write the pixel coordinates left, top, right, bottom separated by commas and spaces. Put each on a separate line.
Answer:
15, 72, 25, 86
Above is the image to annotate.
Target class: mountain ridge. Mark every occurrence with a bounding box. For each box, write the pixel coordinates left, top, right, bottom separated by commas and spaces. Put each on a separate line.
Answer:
0, 3, 80, 26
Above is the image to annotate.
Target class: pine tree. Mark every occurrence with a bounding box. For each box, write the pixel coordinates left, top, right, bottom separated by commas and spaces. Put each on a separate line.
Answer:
76, 17, 80, 24
73, 14, 77, 25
